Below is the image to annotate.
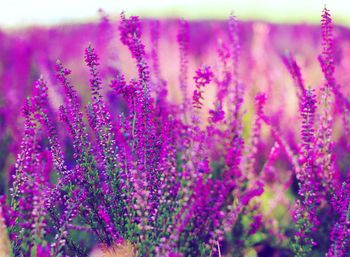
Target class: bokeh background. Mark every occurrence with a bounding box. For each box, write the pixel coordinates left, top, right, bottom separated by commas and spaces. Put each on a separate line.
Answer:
1, 0, 350, 29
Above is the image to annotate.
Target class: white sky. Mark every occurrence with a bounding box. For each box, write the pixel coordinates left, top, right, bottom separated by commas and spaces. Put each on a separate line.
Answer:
0, 0, 349, 28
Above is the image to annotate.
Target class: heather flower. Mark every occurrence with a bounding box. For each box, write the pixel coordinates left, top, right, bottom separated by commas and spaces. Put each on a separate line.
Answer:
51, 187, 88, 255
281, 52, 306, 95
216, 41, 231, 80
318, 8, 350, 153
209, 106, 225, 123
228, 13, 240, 87
241, 181, 265, 206
228, 14, 243, 122
32, 77, 71, 184
244, 92, 267, 176
7, 99, 42, 254
262, 142, 281, 183
119, 14, 142, 52
320, 7, 335, 88
55, 59, 123, 248
211, 41, 231, 124
315, 6, 337, 190
84, 44, 120, 187
327, 176, 350, 257
258, 96, 302, 181
37, 244, 50, 257
293, 89, 320, 256
192, 89, 204, 110
248, 213, 263, 236
150, 20, 167, 99
192, 65, 213, 111
119, 13, 150, 87
225, 134, 244, 187
177, 20, 190, 117
0, 91, 54, 256
55, 60, 90, 164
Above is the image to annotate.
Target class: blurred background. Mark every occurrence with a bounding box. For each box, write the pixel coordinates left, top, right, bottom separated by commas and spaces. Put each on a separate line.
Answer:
1, 0, 350, 29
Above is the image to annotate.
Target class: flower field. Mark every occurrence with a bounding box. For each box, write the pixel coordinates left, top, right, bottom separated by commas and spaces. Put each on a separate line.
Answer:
0, 6, 349, 257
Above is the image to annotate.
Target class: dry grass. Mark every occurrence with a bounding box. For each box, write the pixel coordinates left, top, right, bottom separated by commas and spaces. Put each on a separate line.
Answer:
0, 206, 11, 257
90, 241, 137, 257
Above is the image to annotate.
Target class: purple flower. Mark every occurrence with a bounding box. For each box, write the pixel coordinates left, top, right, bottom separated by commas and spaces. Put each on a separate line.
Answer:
293, 89, 320, 253
119, 13, 150, 86
192, 66, 213, 110
281, 53, 305, 94
177, 20, 190, 114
